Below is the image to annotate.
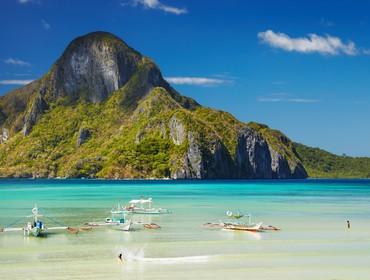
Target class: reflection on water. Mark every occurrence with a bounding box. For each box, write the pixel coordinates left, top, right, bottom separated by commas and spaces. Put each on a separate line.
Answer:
221, 229, 262, 240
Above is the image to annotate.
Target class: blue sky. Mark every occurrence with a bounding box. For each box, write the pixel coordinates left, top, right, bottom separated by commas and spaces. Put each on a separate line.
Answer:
1, 0, 370, 156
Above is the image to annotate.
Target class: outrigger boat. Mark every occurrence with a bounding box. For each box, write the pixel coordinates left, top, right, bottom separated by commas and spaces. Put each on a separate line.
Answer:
24, 205, 47, 237
204, 211, 280, 232
223, 210, 263, 232
123, 198, 169, 214
0, 205, 68, 237
109, 203, 132, 231
86, 204, 132, 231
223, 222, 263, 232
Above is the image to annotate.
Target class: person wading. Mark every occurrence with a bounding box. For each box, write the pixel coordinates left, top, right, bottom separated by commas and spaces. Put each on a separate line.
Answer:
118, 253, 124, 262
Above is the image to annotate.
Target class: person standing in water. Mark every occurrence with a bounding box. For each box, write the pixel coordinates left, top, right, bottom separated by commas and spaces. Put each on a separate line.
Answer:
118, 253, 124, 262
347, 220, 351, 229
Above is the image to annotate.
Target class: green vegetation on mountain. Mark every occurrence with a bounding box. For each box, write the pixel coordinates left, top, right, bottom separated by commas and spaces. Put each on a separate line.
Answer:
0, 86, 186, 178
294, 143, 370, 178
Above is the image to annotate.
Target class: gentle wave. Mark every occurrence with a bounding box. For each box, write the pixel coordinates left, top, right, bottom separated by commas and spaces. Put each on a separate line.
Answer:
120, 248, 210, 264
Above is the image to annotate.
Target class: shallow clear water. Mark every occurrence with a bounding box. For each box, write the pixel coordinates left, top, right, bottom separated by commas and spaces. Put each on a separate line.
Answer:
1, 179, 370, 280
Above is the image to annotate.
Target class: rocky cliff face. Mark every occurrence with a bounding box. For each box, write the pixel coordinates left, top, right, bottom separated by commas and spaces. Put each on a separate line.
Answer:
52, 32, 142, 103
235, 128, 272, 178
173, 132, 204, 179
170, 125, 306, 179
0, 31, 307, 179
23, 93, 48, 136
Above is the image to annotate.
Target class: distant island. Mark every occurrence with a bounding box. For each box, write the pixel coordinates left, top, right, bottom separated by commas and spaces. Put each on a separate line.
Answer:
0, 31, 369, 179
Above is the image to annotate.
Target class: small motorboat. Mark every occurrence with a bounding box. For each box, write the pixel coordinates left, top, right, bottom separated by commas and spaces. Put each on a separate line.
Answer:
67, 226, 93, 234
143, 223, 161, 229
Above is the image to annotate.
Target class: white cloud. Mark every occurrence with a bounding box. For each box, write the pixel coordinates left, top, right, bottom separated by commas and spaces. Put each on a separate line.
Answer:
18, 0, 33, 3
258, 30, 358, 56
130, 0, 187, 15
165, 76, 230, 86
257, 93, 319, 103
41, 19, 51, 30
4, 58, 31, 67
0, 79, 34, 85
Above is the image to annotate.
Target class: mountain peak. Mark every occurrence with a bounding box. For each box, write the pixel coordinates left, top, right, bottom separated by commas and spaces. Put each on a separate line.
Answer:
72, 31, 125, 42
0, 32, 197, 136
52, 31, 143, 104
63, 31, 139, 56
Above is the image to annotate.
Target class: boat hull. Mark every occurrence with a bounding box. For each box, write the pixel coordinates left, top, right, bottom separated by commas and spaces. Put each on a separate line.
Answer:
223, 222, 263, 232
27, 227, 46, 237
117, 220, 132, 231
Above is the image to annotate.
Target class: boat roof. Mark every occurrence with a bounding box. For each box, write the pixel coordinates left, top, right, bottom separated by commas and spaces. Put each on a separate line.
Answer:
129, 198, 152, 204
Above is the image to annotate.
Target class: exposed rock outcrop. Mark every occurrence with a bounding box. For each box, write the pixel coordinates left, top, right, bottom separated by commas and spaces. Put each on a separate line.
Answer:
23, 94, 48, 136
169, 115, 186, 145
170, 126, 307, 179
172, 135, 235, 179
76, 127, 92, 146
53, 32, 142, 103
236, 128, 272, 178
202, 139, 235, 179
234, 127, 307, 179
0, 128, 9, 143
173, 132, 204, 179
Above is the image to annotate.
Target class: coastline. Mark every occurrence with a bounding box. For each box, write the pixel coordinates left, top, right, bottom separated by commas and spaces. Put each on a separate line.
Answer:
1, 177, 370, 185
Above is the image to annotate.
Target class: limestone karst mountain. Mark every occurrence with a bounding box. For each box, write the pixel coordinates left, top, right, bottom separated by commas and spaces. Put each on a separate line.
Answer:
0, 31, 307, 179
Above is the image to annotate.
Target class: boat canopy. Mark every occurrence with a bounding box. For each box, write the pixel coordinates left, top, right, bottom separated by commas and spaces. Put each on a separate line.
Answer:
129, 198, 152, 204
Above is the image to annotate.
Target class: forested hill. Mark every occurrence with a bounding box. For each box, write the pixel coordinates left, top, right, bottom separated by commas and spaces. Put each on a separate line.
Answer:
294, 143, 370, 178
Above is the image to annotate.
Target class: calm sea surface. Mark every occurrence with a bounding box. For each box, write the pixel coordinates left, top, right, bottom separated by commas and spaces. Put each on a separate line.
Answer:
0, 179, 370, 280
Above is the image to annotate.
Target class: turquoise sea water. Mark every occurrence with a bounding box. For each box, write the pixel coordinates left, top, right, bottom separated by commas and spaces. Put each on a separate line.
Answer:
1, 179, 370, 280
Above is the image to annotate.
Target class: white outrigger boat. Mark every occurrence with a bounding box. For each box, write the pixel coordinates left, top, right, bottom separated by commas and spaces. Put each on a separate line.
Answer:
223, 221, 263, 232
105, 215, 132, 231
204, 210, 279, 233
86, 204, 132, 231
24, 205, 47, 237
123, 198, 169, 214
0, 205, 68, 237
223, 210, 263, 232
